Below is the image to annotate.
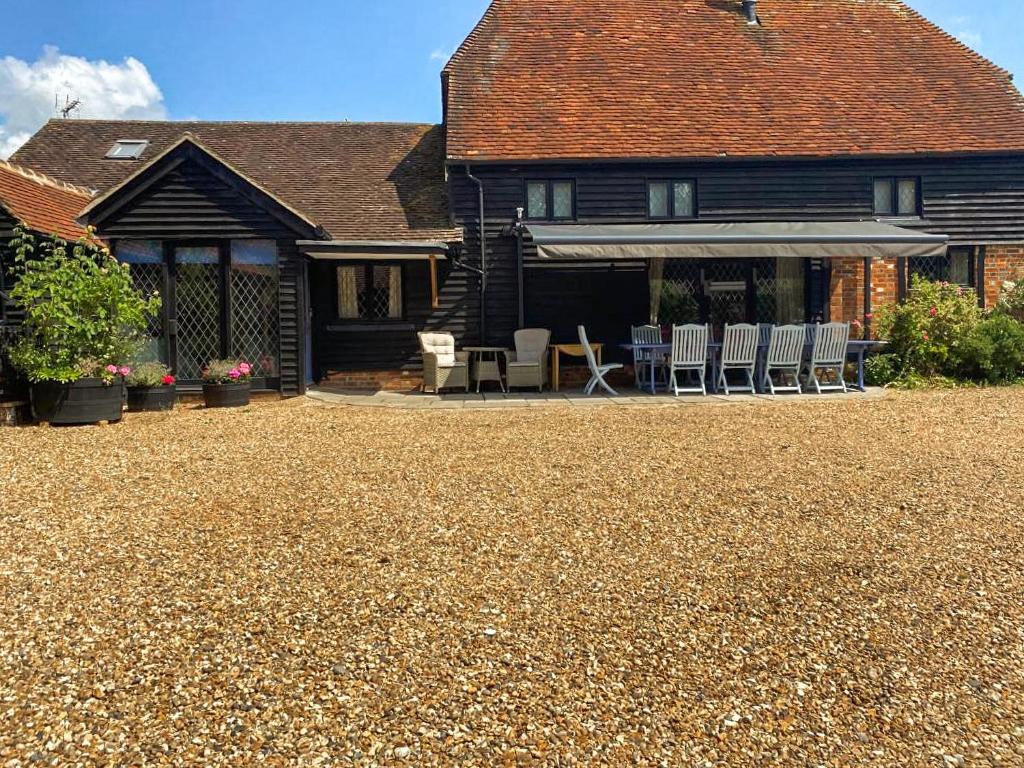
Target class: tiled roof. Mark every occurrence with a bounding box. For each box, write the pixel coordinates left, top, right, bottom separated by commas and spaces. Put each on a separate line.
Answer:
443, 0, 1024, 162
12, 121, 461, 242
0, 161, 92, 242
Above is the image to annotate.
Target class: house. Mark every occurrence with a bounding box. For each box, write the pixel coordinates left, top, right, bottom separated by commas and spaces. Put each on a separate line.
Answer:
6, 0, 1024, 393
443, 0, 1024, 356
0, 160, 93, 399
11, 122, 461, 394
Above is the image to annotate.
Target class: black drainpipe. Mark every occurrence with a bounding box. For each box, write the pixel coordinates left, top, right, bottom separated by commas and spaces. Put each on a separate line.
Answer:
465, 165, 487, 344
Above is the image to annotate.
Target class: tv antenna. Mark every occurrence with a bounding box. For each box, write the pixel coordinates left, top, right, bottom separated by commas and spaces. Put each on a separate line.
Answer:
55, 93, 82, 119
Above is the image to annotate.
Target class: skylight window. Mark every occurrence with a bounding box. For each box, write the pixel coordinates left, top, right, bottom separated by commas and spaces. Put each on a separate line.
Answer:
105, 140, 149, 160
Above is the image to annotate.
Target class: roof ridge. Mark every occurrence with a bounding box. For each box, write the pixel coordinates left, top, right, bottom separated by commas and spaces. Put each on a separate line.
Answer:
43, 118, 441, 128
0, 160, 95, 198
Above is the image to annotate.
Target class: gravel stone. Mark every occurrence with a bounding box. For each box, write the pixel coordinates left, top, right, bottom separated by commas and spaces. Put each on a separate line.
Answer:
1, 389, 1022, 765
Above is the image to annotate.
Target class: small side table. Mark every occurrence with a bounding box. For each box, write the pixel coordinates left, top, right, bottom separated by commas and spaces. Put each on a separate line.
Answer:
550, 342, 603, 392
464, 346, 508, 392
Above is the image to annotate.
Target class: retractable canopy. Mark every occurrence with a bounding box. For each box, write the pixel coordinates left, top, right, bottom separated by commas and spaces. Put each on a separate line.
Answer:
298, 240, 449, 261
525, 222, 948, 261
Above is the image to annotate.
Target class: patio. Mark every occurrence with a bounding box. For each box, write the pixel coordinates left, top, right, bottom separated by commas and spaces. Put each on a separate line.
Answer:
307, 383, 886, 409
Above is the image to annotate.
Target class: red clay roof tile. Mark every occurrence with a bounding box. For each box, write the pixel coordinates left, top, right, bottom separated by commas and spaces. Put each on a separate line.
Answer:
443, 0, 1024, 162
0, 161, 91, 242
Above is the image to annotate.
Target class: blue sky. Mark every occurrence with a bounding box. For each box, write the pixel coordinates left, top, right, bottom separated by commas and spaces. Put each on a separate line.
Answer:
0, 0, 1020, 156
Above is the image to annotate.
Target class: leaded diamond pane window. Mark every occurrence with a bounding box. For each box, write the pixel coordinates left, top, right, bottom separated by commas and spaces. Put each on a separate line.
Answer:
656, 260, 701, 325
230, 240, 279, 378
552, 182, 574, 219
337, 264, 402, 320
873, 179, 894, 215
174, 247, 222, 381
116, 240, 166, 363
648, 182, 669, 218
897, 179, 919, 215
526, 182, 548, 220
673, 181, 695, 218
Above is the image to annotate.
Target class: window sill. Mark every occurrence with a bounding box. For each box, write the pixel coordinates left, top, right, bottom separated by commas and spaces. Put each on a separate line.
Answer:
325, 322, 415, 333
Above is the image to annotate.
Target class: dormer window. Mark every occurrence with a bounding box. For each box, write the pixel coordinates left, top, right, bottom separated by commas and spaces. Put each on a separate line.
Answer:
106, 140, 149, 160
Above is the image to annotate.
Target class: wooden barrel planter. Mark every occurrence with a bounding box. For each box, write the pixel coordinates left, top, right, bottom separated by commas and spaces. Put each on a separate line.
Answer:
202, 382, 251, 409
126, 385, 177, 412
30, 378, 124, 425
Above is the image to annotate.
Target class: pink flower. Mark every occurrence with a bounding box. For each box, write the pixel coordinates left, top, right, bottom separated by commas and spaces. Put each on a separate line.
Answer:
105, 364, 118, 374
238, 362, 252, 375
118, 365, 131, 377
929, 307, 938, 317
228, 368, 241, 380
922, 331, 930, 341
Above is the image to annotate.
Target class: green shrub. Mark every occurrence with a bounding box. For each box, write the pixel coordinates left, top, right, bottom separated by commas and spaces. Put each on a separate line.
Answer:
864, 353, 901, 386
954, 312, 1024, 383
876, 276, 982, 378
7, 227, 161, 383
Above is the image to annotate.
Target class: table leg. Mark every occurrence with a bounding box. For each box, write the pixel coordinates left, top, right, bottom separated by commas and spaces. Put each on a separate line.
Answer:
553, 349, 560, 392
857, 349, 866, 392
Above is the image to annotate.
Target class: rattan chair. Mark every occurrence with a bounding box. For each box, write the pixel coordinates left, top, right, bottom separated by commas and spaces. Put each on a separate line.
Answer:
505, 328, 551, 390
418, 332, 470, 393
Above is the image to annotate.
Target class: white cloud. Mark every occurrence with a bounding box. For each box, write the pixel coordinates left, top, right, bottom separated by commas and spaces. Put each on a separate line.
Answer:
946, 15, 982, 49
429, 46, 455, 65
0, 46, 167, 159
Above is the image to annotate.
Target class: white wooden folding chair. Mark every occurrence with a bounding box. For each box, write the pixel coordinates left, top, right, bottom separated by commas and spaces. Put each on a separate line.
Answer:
804, 322, 850, 394
762, 324, 804, 395
631, 324, 664, 388
578, 325, 623, 395
669, 324, 709, 396
717, 323, 759, 395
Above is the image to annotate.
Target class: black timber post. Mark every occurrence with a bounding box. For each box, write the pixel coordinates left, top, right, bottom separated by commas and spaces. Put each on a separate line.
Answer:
863, 256, 873, 337
896, 256, 907, 302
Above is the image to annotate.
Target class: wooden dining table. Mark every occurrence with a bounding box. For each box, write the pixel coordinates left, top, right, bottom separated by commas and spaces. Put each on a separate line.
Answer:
549, 342, 603, 391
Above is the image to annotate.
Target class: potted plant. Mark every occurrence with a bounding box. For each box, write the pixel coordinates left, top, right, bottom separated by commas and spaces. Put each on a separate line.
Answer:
6, 227, 160, 425
201, 359, 253, 408
125, 362, 176, 412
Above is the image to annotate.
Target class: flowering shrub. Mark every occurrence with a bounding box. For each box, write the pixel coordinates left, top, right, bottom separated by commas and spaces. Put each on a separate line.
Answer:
126, 361, 175, 388
6, 226, 161, 383
202, 359, 253, 385
997, 280, 1024, 324
875, 276, 982, 379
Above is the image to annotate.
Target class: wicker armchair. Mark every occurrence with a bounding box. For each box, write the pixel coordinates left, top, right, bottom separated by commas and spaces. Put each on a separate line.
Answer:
418, 332, 469, 393
504, 328, 551, 391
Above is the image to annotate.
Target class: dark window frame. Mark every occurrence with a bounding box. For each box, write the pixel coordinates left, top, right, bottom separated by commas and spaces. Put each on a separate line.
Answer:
333, 261, 407, 323
113, 237, 282, 388
873, 176, 922, 218
523, 179, 576, 221
646, 178, 698, 221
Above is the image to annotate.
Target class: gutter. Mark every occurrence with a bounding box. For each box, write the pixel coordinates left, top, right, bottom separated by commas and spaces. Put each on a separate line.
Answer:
465, 164, 487, 343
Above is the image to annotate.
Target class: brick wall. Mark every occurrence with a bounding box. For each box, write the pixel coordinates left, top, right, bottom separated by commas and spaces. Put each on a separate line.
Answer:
320, 370, 424, 391
982, 245, 1024, 307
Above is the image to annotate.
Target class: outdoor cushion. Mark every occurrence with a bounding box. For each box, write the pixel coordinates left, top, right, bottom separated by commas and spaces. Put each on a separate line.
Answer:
419, 332, 458, 367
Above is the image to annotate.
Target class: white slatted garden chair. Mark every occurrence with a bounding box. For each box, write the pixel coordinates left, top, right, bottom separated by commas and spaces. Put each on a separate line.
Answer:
717, 323, 759, 395
762, 324, 804, 395
578, 325, 623, 395
804, 322, 850, 394
631, 324, 664, 388
669, 324, 709, 396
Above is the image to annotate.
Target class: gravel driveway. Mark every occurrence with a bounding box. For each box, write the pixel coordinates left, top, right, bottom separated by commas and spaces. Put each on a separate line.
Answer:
1, 390, 1022, 766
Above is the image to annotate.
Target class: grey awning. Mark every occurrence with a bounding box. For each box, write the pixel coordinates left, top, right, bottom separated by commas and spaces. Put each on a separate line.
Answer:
298, 240, 449, 260
525, 221, 949, 260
